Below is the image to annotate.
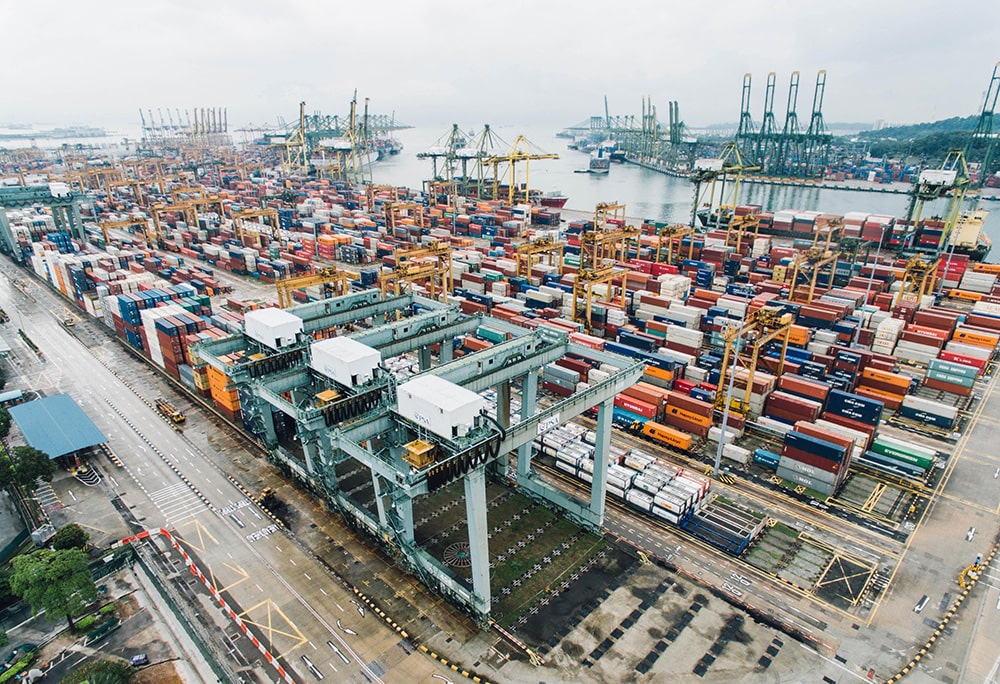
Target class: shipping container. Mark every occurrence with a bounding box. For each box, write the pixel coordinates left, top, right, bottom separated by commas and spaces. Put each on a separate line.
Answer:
641, 421, 695, 451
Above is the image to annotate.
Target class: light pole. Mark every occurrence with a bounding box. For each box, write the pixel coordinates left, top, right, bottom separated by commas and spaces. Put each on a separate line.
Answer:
852, 224, 887, 348
713, 291, 751, 478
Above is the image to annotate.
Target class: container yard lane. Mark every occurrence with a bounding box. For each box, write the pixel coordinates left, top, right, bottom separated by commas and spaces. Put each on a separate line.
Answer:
0, 262, 449, 684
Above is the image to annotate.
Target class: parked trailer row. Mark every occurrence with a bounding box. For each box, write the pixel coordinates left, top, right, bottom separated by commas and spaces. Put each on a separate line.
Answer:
535, 425, 769, 557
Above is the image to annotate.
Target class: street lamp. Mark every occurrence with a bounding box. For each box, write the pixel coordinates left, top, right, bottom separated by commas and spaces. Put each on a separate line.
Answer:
852, 223, 888, 348
712, 291, 751, 478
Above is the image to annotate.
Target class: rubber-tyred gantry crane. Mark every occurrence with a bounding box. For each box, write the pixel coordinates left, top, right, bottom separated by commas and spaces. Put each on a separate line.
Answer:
715, 307, 794, 416
276, 268, 351, 308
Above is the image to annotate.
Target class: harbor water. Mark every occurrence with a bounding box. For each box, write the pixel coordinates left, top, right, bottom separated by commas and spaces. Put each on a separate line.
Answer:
8, 122, 997, 260
375, 125, 1000, 261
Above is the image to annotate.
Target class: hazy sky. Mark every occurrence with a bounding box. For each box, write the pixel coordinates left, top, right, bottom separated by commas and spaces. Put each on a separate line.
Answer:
3, 0, 998, 131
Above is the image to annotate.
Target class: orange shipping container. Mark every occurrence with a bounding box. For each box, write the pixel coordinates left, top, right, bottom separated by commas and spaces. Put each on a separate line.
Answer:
856, 386, 903, 410
859, 368, 911, 391
663, 405, 713, 428
787, 325, 812, 347
641, 421, 694, 451
952, 328, 1000, 348
643, 366, 675, 383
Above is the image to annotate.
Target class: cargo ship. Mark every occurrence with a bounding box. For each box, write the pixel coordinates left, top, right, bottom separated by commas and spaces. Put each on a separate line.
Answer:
698, 205, 992, 261
589, 148, 611, 174
538, 190, 569, 208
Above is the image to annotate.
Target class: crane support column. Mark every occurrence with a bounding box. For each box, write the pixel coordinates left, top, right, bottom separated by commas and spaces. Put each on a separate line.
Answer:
440, 336, 454, 363
302, 440, 319, 475
496, 380, 511, 429
517, 369, 539, 478
371, 473, 390, 529
492, 379, 512, 478
393, 491, 416, 546
418, 345, 432, 371
590, 398, 614, 523
257, 406, 279, 446
464, 465, 491, 616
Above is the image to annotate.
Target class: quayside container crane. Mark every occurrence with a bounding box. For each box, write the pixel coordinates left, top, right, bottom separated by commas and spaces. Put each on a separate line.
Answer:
484, 136, 558, 204
276, 268, 352, 308
689, 142, 759, 228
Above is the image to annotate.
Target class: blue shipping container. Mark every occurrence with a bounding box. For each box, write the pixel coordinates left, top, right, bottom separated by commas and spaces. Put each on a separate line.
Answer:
825, 389, 884, 426
783, 431, 847, 463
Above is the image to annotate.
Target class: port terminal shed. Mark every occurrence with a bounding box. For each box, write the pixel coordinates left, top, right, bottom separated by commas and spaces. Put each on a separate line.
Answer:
8, 394, 108, 458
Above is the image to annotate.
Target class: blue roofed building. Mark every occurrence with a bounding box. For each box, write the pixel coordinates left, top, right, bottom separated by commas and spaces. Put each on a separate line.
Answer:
8, 394, 107, 458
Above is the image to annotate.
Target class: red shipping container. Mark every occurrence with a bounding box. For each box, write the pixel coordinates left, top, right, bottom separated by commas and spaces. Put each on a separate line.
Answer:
614, 394, 659, 419
781, 445, 842, 473
673, 379, 697, 394
937, 351, 985, 372
965, 313, 1000, 332
556, 358, 591, 382
622, 385, 665, 409
913, 311, 958, 332
818, 412, 875, 450
714, 411, 745, 432
923, 377, 973, 397
664, 392, 714, 419
542, 381, 573, 397
792, 421, 855, 455
767, 391, 822, 415
778, 375, 830, 402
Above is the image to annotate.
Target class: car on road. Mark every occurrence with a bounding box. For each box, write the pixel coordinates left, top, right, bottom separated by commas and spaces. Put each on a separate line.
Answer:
129, 654, 149, 667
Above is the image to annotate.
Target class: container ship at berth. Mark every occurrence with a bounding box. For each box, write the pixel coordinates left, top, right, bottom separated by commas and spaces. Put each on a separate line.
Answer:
699, 204, 991, 262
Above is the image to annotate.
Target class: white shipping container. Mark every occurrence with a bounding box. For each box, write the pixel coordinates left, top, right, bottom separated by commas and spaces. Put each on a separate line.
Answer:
900, 395, 958, 421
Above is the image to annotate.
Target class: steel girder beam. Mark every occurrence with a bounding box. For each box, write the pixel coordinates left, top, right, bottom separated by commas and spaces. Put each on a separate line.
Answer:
302, 294, 416, 332
190, 334, 246, 372
348, 306, 462, 345
374, 317, 482, 360
257, 368, 313, 396
291, 289, 383, 322
347, 306, 485, 359
498, 359, 645, 454
420, 332, 552, 391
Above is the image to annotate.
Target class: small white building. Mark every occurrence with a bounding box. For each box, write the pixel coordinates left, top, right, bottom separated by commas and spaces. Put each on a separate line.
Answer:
310, 337, 381, 387
397, 375, 486, 440
244, 308, 304, 350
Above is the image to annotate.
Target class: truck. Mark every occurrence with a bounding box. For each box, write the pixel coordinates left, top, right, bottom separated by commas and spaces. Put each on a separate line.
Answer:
155, 398, 186, 425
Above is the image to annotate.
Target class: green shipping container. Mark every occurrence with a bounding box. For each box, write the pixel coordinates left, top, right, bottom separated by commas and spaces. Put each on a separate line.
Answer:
869, 440, 934, 470
928, 359, 979, 381
925, 369, 975, 388
476, 326, 507, 344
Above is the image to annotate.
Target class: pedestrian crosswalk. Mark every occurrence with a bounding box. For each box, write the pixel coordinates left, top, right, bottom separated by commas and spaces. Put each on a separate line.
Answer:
34, 479, 63, 513
148, 481, 204, 524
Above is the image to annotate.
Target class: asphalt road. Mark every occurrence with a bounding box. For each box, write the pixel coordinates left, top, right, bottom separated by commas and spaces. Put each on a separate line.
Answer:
0, 261, 455, 684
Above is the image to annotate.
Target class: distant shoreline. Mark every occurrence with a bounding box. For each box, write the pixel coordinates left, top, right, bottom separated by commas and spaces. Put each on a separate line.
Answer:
625, 157, 1000, 201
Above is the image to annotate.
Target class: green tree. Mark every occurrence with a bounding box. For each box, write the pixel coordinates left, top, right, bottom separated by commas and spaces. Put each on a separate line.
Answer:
63, 659, 134, 683
52, 523, 90, 551
0, 407, 10, 439
9, 548, 97, 629
7, 446, 56, 489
